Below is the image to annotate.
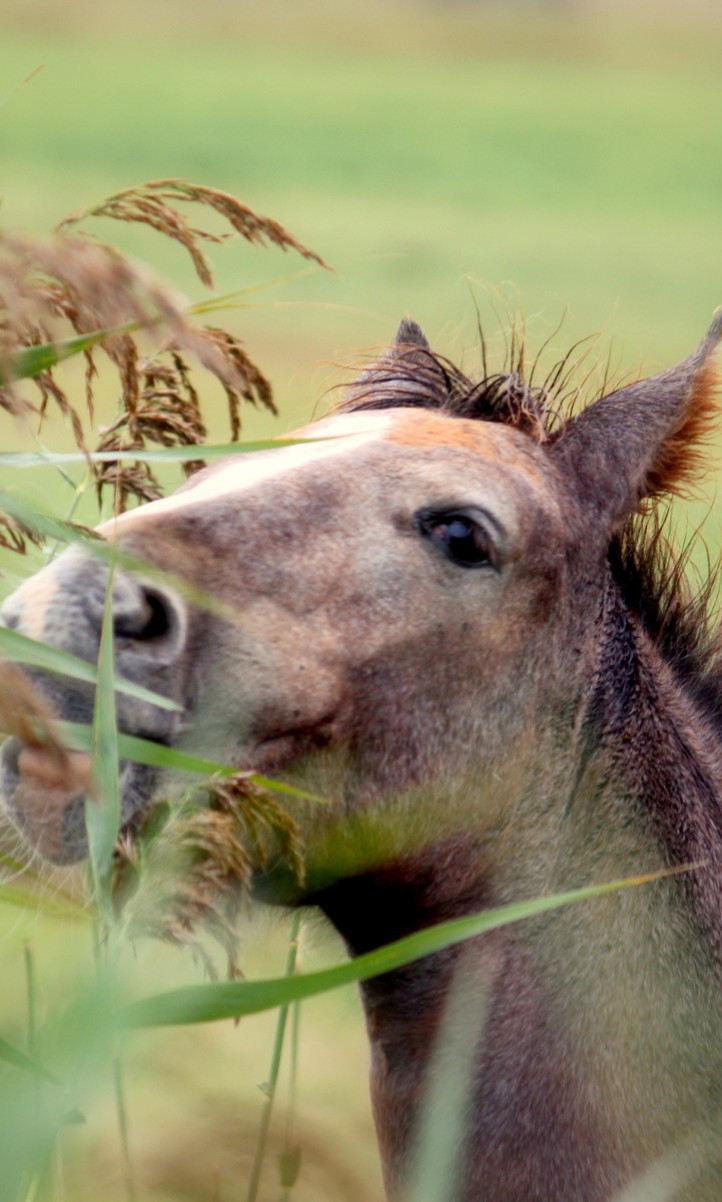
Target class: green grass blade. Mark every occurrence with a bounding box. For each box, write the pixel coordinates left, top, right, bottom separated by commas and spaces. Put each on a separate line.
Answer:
5, 259, 326, 383
279, 925, 303, 1202
246, 912, 302, 1202
53, 719, 327, 803
0, 626, 180, 713
188, 266, 324, 312
0, 884, 85, 921
0, 491, 104, 552
0, 491, 248, 625
57, 722, 229, 772
113, 1051, 137, 1202
0, 1037, 60, 1085
119, 872, 668, 1028
85, 566, 120, 916
24, 944, 37, 1062
5, 323, 136, 381
249, 775, 328, 804
0, 440, 306, 468
405, 956, 489, 1202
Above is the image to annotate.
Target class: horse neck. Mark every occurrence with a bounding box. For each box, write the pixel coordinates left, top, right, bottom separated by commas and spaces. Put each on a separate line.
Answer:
319, 574, 722, 953
316, 578, 722, 1200
584, 575, 722, 955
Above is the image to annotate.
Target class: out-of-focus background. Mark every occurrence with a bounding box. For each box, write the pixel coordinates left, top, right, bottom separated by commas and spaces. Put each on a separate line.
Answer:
4, 0, 722, 432
1, 2, 721, 1199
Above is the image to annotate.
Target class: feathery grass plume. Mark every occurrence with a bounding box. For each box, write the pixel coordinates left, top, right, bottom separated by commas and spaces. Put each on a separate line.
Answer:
0, 181, 325, 520
57, 179, 329, 288
0, 229, 190, 426
94, 351, 209, 509
90, 326, 280, 509
198, 325, 276, 440
0, 514, 42, 558
112, 772, 304, 978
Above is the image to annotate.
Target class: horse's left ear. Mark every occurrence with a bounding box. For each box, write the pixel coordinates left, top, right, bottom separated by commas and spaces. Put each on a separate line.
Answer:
343, 318, 439, 410
550, 311, 722, 531
393, 318, 430, 351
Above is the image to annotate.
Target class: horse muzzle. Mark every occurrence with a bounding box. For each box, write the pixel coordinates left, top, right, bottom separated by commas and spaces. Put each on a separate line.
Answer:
0, 545, 189, 863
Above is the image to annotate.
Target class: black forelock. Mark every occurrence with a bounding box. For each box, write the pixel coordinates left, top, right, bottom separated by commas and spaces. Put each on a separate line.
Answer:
339, 344, 551, 439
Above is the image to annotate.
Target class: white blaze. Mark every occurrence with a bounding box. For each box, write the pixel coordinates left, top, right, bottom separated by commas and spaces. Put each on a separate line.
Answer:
100, 411, 395, 532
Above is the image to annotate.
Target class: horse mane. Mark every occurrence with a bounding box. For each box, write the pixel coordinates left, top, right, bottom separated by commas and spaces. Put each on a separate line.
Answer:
341, 340, 722, 730
609, 517, 722, 731
339, 342, 551, 438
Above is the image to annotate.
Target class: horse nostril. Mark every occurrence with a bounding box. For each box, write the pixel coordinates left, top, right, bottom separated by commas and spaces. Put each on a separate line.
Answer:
115, 588, 171, 642
112, 582, 186, 662
137, 591, 173, 642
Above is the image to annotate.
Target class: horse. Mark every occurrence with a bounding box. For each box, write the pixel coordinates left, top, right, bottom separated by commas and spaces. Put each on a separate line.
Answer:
2, 313, 722, 1201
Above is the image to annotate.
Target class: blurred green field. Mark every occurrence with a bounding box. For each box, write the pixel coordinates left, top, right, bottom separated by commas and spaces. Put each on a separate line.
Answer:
1, 3, 722, 1200
3, 2, 722, 403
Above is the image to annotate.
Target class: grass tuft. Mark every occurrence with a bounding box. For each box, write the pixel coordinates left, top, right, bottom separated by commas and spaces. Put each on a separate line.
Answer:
0, 512, 42, 558
94, 350, 209, 507
57, 179, 330, 287
112, 772, 304, 978
0, 179, 327, 519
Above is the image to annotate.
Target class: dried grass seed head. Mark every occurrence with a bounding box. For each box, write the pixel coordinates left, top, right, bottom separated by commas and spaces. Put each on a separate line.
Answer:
1, 180, 326, 547
112, 772, 304, 976
58, 179, 329, 289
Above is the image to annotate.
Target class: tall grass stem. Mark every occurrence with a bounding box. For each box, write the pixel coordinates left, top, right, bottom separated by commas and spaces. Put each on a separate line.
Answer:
23, 942, 37, 1058
280, 921, 304, 1202
23, 941, 41, 1148
113, 1050, 137, 1202
404, 951, 494, 1202
246, 912, 302, 1202
86, 555, 121, 919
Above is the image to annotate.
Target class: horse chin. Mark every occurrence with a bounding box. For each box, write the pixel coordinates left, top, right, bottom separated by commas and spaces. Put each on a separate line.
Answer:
0, 736, 160, 866
0, 710, 336, 866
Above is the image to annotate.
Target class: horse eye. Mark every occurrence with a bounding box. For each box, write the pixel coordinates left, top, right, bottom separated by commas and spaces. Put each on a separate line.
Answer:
417, 509, 494, 569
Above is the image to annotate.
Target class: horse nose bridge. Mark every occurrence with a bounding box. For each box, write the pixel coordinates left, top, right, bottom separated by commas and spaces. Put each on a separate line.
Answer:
0, 558, 67, 643
0, 548, 109, 658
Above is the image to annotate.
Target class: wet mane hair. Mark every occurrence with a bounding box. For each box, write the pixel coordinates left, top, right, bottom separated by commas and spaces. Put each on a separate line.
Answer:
341, 330, 722, 731
340, 332, 553, 439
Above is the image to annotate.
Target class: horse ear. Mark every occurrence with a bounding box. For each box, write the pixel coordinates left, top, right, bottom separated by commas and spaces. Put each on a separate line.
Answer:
394, 318, 430, 350
343, 318, 438, 411
550, 312, 722, 531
